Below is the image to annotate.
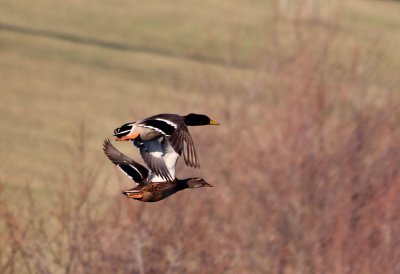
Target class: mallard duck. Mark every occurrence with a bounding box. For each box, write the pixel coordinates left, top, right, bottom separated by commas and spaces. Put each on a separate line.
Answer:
103, 139, 212, 202
113, 113, 219, 180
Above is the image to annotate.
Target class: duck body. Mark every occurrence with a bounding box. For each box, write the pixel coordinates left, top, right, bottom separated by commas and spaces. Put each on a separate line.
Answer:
114, 113, 218, 141
123, 178, 211, 202
113, 113, 219, 180
103, 139, 212, 203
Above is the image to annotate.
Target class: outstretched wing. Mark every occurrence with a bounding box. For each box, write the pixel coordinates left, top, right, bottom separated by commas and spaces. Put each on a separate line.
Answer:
103, 139, 149, 185
168, 121, 200, 168
137, 138, 174, 182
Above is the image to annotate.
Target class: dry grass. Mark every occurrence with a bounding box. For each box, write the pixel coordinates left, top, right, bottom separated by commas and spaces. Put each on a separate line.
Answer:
1, 0, 400, 273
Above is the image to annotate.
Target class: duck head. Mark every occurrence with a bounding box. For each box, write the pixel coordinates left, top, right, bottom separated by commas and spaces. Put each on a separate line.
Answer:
184, 113, 220, 126
184, 178, 213, 188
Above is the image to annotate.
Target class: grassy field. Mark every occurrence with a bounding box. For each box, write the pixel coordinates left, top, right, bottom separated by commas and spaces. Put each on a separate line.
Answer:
1, 0, 400, 273
0, 0, 271, 189
0, 0, 398, 187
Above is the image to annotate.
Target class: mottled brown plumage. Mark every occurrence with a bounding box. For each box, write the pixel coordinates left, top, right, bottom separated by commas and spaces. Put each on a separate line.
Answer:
103, 139, 212, 202
123, 178, 212, 202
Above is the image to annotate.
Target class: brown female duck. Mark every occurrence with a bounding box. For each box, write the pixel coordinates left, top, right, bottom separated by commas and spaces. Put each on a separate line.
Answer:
122, 178, 211, 202
103, 139, 212, 202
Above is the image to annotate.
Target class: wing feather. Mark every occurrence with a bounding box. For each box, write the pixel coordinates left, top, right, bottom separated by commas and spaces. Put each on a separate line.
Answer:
120, 114, 201, 170
169, 122, 200, 168
103, 139, 149, 184
138, 139, 174, 182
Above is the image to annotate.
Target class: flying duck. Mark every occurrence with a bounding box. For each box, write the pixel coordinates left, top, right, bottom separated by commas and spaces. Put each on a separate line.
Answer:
113, 113, 219, 180
103, 139, 212, 202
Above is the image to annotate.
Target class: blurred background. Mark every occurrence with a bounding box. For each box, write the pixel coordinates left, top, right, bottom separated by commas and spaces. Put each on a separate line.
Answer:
1, 0, 400, 273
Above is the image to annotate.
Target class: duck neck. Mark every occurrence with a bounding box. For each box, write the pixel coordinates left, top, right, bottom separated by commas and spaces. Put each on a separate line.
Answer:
176, 179, 190, 191
183, 115, 195, 126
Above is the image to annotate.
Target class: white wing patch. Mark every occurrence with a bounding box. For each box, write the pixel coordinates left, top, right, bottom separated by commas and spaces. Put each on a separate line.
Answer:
128, 164, 144, 179
138, 124, 168, 136
147, 171, 167, 183
137, 119, 176, 137
162, 140, 179, 179
117, 129, 132, 135
154, 118, 178, 128
117, 164, 144, 185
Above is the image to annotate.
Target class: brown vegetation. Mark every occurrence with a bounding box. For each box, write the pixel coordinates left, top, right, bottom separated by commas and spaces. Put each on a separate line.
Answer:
1, 1, 400, 273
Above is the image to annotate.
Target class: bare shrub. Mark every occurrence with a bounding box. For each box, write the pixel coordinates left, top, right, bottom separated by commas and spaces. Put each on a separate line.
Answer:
1, 6, 399, 274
